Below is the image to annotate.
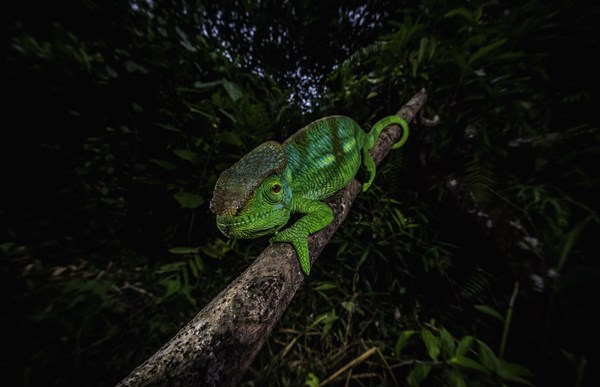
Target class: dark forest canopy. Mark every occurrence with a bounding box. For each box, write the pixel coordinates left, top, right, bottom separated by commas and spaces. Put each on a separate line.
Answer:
3, 1, 600, 386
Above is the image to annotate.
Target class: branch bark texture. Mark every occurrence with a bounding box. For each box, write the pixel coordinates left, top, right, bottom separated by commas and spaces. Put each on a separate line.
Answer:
117, 89, 428, 387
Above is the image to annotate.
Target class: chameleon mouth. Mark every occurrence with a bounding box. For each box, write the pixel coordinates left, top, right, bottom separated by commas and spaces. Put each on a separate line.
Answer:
216, 210, 285, 238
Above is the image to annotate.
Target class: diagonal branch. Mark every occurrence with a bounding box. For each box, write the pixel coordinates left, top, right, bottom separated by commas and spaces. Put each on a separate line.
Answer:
116, 89, 428, 387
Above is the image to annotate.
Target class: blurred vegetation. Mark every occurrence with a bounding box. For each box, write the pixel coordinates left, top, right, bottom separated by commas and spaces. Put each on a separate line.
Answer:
2, 1, 599, 386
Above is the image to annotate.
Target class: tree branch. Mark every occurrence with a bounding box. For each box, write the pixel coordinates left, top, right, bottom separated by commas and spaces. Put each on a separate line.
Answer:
116, 89, 428, 387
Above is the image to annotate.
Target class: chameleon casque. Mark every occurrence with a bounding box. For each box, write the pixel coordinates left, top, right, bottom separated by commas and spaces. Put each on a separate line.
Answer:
209, 115, 409, 276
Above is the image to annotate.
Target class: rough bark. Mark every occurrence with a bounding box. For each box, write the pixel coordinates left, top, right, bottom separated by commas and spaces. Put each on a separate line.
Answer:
116, 89, 428, 387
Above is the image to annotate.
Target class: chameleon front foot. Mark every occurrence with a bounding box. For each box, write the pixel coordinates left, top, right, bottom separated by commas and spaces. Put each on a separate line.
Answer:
270, 231, 311, 276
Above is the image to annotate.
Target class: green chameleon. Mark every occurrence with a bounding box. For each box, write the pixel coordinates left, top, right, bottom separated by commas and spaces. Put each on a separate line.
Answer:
209, 115, 408, 275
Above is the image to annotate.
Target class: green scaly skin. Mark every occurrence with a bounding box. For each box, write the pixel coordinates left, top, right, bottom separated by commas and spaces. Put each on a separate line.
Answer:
209, 116, 409, 275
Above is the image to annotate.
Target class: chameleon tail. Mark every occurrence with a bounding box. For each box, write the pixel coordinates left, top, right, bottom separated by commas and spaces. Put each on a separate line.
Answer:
361, 116, 409, 192
365, 116, 409, 150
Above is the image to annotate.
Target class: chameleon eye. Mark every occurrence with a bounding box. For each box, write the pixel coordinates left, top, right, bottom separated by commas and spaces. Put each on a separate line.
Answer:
271, 184, 281, 193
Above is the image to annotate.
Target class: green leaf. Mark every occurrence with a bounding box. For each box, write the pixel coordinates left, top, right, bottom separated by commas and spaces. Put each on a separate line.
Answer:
132, 103, 143, 113
180, 39, 197, 52
474, 304, 504, 321
161, 279, 181, 298
427, 36, 437, 60
356, 247, 370, 270
169, 247, 200, 255
304, 372, 320, 387
188, 255, 205, 278
468, 38, 507, 65
194, 80, 222, 89
314, 310, 338, 335
341, 301, 356, 312
217, 131, 243, 146
449, 355, 487, 373
443, 8, 474, 22
194, 254, 205, 273
477, 340, 499, 373
455, 336, 474, 356
558, 217, 591, 271
418, 37, 428, 64
422, 328, 441, 360
464, 35, 487, 49
439, 327, 456, 357
156, 262, 186, 273
449, 369, 466, 387
409, 50, 419, 77
188, 259, 198, 278
218, 108, 238, 123
313, 282, 337, 291
497, 359, 534, 385
150, 159, 177, 170
394, 330, 416, 358
407, 364, 432, 386
125, 60, 148, 73
156, 123, 182, 132
473, 5, 483, 22
174, 191, 205, 209
173, 149, 201, 164
223, 80, 243, 101
200, 238, 233, 259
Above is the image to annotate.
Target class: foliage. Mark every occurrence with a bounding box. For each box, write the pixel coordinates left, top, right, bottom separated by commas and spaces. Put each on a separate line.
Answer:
2, 1, 598, 386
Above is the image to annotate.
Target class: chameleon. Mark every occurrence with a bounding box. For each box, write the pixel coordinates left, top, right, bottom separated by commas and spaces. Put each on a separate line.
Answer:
209, 115, 409, 276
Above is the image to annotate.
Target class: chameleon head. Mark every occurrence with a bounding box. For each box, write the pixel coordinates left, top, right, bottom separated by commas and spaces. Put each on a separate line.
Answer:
209, 141, 291, 239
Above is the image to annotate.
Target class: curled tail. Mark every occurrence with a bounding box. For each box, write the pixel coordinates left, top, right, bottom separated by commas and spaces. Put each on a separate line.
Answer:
365, 116, 409, 150
361, 116, 409, 192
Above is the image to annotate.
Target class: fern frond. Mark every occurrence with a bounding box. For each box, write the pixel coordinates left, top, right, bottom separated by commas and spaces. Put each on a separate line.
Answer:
461, 269, 492, 302
464, 158, 496, 205
340, 41, 388, 69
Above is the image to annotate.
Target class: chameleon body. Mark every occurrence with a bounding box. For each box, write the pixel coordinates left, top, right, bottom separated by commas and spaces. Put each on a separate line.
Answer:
209, 115, 408, 275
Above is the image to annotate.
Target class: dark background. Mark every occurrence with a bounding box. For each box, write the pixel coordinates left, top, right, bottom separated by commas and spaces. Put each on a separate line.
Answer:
2, 1, 599, 386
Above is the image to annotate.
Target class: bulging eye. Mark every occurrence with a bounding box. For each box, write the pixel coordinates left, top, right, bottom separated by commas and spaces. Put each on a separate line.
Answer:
271, 184, 281, 193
